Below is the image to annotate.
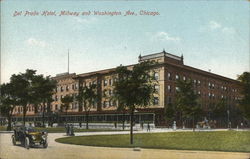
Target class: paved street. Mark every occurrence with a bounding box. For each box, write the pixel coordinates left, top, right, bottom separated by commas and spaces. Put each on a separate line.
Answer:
0, 131, 250, 159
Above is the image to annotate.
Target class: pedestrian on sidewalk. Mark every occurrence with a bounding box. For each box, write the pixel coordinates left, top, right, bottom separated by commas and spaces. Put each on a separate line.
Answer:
141, 122, 144, 130
147, 122, 150, 132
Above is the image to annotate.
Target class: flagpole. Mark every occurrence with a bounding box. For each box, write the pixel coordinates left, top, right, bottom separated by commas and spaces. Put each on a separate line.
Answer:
68, 49, 69, 73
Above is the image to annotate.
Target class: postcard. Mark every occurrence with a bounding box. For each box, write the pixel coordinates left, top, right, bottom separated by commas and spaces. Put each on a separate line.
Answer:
0, 0, 249, 159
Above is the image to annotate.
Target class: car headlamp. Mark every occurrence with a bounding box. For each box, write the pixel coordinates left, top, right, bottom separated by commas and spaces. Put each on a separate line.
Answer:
42, 135, 47, 140
32, 135, 36, 140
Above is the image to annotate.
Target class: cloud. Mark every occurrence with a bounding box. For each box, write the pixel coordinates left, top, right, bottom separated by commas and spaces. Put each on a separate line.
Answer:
154, 32, 181, 42
205, 21, 236, 35
209, 21, 221, 30
222, 27, 236, 34
73, 17, 97, 24
26, 38, 47, 47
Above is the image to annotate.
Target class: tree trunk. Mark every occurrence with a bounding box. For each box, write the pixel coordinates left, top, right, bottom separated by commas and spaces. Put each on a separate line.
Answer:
34, 104, 38, 114
192, 115, 195, 132
86, 113, 89, 129
23, 106, 27, 126
78, 101, 83, 112
65, 110, 68, 124
122, 111, 125, 130
130, 110, 134, 144
42, 103, 46, 127
7, 115, 12, 131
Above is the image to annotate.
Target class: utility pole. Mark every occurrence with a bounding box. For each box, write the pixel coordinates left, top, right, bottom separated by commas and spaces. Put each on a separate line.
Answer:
68, 49, 69, 73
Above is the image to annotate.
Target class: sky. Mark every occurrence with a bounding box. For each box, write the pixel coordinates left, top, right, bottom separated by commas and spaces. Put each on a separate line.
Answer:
1, 0, 249, 83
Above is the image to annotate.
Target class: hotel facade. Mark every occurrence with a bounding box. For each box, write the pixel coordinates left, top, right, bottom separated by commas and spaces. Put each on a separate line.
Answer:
6, 51, 242, 127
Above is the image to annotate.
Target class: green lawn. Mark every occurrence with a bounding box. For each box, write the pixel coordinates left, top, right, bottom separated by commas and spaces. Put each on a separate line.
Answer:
55, 131, 250, 152
0, 126, 7, 131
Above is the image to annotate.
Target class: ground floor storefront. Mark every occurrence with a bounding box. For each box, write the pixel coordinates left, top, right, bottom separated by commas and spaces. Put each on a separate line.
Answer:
0, 108, 248, 128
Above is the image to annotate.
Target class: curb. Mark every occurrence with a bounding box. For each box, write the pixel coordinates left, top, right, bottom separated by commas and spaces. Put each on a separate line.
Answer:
0, 131, 13, 133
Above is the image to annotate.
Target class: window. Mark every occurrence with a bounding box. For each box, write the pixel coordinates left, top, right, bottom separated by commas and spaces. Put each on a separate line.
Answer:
168, 85, 172, 92
103, 101, 109, 108
109, 79, 113, 86
91, 101, 96, 108
175, 74, 179, 80
183, 76, 186, 81
73, 103, 78, 109
154, 85, 160, 93
175, 86, 179, 92
55, 105, 58, 110
72, 84, 75, 90
193, 79, 197, 84
154, 72, 159, 80
198, 80, 201, 85
109, 100, 113, 106
198, 91, 201, 95
167, 73, 172, 80
113, 100, 117, 107
106, 101, 109, 107
104, 80, 108, 86
66, 85, 69, 91
212, 84, 215, 89
153, 97, 159, 105
75, 84, 78, 89
109, 90, 113, 96
168, 97, 172, 104
55, 95, 58, 101
61, 86, 64, 92
103, 90, 107, 96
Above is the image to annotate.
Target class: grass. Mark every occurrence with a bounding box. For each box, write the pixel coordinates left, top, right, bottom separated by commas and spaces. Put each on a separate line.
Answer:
0, 126, 7, 131
55, 131, 250, 152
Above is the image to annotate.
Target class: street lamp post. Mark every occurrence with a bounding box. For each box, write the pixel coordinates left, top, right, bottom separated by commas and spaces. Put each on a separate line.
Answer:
227, 109, 230, 129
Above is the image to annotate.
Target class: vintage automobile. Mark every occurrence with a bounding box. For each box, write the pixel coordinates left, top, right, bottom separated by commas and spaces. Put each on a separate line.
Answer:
12, 126, 48, 149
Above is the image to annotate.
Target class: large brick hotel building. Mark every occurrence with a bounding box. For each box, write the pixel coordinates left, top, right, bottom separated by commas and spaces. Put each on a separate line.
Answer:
9, 51, 242, 127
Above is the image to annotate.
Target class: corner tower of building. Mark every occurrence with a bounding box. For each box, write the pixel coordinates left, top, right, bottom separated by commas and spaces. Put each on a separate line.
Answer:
138, 50, 184, 65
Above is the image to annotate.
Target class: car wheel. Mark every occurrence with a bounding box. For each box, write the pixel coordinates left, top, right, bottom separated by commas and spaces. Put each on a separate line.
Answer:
12, 135, 16, 145
43, 140, 48, 148
24, 137, 30, 149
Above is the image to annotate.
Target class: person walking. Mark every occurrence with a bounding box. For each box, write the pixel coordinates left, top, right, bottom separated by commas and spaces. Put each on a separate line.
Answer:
147, 122, 150, 132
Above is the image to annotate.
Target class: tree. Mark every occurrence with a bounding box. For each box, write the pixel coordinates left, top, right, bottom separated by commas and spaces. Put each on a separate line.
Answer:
10, 69, 37, 126
0, 83, 18, 130
61, 95, 73, 124
212, 99, 227, 118
32, 75, 56, 127
175, 80, 202, 131
164, 103, 176, 125
237, 72, 250, 120
113, 61, 155, 144
116, 101, 126, 130
77, 84, 98, 129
